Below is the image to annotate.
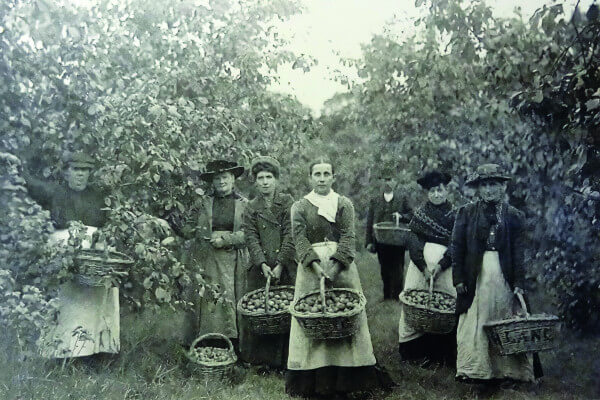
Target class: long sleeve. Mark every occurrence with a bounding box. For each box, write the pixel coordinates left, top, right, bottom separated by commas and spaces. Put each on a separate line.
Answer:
242, 208, 267, 269
291, 201, 320, 269
366, 198, 375, 245
451, 205, 468, 287
405, 231, 427, 272
276, 195, 295, 267
330, 198, 356, 269
22, 170, 56, 209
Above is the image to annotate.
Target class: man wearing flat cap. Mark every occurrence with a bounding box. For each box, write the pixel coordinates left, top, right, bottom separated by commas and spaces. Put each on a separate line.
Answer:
22, 151, 119, 359
451, 163, 542, 383
366, 167, 412, 300
167, 159, 249, 349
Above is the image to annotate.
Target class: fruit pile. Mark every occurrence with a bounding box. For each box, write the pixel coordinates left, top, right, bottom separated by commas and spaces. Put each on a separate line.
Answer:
188, 346, 234, 364
294, 290, 360, 314
240, 288, 294, 313
403, 289, 455, 312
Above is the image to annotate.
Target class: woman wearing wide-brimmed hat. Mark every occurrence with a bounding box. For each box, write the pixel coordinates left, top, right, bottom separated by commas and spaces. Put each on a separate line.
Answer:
239, 156, 296, 369
167, 159, 248, 350
398, 170, 457, 364
451, 163, 542, 383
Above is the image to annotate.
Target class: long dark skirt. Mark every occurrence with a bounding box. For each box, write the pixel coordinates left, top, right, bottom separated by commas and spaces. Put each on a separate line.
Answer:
285, 365, 394, 397
398, 332, 456, 366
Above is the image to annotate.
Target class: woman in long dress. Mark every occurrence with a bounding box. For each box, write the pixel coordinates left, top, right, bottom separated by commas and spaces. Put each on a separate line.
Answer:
167, 159, 248, 350
241, 156, 295, 369
398, 170, 457, 364
286, 159, 392, 398
451, 163, 541, 383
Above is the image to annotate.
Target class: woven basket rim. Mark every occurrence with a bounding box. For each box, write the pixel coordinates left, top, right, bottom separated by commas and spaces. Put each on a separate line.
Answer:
484, 314, 560, 328
290, 288, 366, 319
399, 289, 455, 315
187, 333, 238, 367
75, 249, 134, 265
237, 285, 295, 316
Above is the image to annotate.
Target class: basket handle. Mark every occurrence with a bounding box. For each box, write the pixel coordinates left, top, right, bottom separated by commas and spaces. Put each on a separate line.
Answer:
190, 333, 235, 355
264, 274, 272, 314
319, 276, 327, 314
426, 275, 434, 308
515, 291, 530, 318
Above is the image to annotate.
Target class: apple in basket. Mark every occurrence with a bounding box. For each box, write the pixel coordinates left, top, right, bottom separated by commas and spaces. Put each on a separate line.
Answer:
404, 290, 454, 311
189, 346, 232, 363
295, 291, 360, 314
241, 290, 293, 313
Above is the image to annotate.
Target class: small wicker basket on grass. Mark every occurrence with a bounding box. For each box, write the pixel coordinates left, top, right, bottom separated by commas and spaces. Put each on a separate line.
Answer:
186, 333, 237, 381
484, 292, 560, 356
373, 221, 411, 247
74, 248, 133, 287
237, 275, 294, 335
399, 276, 456, 334
290, 277, 366, 340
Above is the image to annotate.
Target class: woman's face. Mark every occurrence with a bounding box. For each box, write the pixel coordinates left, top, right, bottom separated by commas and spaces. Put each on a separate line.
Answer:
212, 171, 235, 197
310, 163, 335, 195
255, 170, 277, 196
478, 180, 506, 203
428, 184, 448, 205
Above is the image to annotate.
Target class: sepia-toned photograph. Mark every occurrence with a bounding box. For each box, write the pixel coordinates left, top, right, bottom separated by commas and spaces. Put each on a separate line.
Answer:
1, 0, 598, 398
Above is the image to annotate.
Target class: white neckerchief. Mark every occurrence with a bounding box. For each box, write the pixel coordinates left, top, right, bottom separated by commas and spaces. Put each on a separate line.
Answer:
383, 191, 394, 202
304, 190, 339, 223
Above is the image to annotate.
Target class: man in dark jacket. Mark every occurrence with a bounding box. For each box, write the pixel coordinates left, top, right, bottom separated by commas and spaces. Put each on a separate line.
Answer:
365, 168, 412, 300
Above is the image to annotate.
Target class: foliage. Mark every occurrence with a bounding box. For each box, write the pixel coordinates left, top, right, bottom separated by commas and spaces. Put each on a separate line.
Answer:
320, 0, 600, 331
0, 0, 315, 316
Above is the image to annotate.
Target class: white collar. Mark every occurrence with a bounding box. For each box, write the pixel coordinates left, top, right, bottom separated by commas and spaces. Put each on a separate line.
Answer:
383, 191, 394, 202
304, 190, 339, 223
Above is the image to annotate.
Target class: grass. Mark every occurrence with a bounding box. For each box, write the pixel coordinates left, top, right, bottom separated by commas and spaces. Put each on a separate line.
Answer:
2, 251, 599, 400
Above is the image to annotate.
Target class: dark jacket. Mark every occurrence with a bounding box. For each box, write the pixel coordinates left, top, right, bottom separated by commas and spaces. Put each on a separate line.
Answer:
292, 196, 355, 270
242, 191, 296, 279
365, 190, 411, 246
25, 175, 108, 229
451, 201, 526, 315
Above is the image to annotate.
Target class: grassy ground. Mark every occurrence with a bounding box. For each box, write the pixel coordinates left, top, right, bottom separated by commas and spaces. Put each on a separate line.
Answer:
2, 251, 598, 400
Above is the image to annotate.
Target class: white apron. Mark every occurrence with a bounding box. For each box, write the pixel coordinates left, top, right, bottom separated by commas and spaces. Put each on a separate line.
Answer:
287, 242, 377, 370
398, 242, 456, 342
456, 251, 534, 381
39, 227, 120, 358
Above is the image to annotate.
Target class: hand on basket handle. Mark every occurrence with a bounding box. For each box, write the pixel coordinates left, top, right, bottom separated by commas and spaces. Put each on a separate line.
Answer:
392, 212, 401, 226
272, 264, 283, 282
311, 261, 330, 281
430, 264, 441, 280
456, 283, 467, 295
261, 263, 274, 279
327, 259, 343, 283
514, 287, 530, 318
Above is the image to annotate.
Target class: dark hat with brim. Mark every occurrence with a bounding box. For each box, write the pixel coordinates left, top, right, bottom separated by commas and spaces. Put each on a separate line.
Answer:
199, 159, 245, 181
250, 156, 280, 178
417, 170, 452, 189
66, 152, 95, 169
465, 163, 511, 187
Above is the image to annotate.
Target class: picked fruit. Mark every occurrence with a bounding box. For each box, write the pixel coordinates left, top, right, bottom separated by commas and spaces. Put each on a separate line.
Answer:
188, 346, 233, 363
240, 287, 294, 313
402, 289, 455, 312
294, 290, 361, 315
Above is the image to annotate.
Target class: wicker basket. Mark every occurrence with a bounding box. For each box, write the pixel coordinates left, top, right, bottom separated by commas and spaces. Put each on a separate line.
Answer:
238, 275, 294, 335
373, 221, 411, 247
187, 333, 237, 380
399, 277, 456, 334
484, 292, 560, 355
74, 248, 133, 287
290, 277, 366, 340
